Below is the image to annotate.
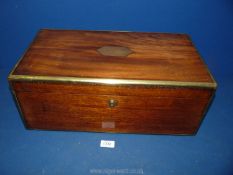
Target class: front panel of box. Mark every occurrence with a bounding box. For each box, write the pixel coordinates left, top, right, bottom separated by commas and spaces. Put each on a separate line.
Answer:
11, 81, 213, 134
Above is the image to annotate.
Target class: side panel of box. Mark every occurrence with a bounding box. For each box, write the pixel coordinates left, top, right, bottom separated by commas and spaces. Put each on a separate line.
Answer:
10, 81, 214, 135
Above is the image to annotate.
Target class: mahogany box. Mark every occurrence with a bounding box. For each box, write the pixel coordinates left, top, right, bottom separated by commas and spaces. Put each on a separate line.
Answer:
8, 29, 217, 135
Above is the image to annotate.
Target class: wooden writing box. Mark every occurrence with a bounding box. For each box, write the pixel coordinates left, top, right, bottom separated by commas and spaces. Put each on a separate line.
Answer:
8, 29, 217, 135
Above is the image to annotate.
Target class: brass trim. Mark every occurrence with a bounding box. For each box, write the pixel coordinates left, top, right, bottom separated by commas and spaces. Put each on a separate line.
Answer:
8, 30, 40, 78
8, 29, 217, 90
187, 36, 218, 89
8, 74, 217, 89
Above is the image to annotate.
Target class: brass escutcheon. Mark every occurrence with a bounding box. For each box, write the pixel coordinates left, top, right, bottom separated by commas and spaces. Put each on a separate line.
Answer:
108, 99, 118, 108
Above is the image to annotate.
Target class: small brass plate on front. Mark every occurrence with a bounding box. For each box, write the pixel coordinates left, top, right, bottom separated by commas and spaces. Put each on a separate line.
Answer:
97, 46, 133, 57
102, 122, 115, 129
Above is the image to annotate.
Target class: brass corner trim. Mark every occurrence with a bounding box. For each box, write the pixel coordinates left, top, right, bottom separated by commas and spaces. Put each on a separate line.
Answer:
187, 37, 218, 89
8, 74, 217, 89
7, 31, 40, 81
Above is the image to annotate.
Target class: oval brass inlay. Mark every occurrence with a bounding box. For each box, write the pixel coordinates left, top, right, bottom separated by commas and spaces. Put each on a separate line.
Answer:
97, 46, 133, 57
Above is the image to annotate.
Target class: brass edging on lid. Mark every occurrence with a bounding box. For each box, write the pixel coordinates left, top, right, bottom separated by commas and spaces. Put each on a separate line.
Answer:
197, 56, 217, 89
8, 30, 41, 81
8, 29, 217, 90
187, 35, 218, 89
9, 55, 25, 78
8, 74, 217, 89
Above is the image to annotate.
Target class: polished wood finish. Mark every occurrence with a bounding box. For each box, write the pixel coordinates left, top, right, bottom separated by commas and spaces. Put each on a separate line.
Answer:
11, 81, 213, 134
12, 82, 213, 98
9, 29, 216, 135
13, 29, 214, 83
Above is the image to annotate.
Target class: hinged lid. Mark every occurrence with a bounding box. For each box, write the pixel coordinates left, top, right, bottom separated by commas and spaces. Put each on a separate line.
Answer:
9, 29, 217, 89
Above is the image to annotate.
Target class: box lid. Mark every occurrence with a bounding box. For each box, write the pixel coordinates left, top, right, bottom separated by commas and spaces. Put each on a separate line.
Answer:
9, 29, 217, 89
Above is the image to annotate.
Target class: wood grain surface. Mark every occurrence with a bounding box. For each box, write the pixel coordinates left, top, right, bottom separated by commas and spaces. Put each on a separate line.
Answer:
13, 29, 214, 83
9, 29, 216, 134
11, 81, 213, 134
12, 81, 213, 98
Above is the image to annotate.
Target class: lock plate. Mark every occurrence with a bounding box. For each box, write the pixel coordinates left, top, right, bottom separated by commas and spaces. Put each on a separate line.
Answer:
108, 99, 118, 108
